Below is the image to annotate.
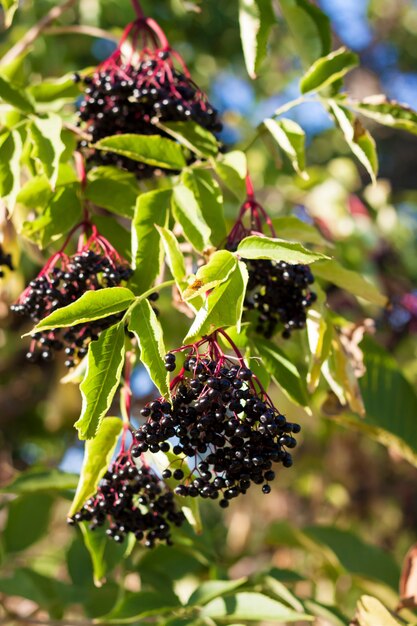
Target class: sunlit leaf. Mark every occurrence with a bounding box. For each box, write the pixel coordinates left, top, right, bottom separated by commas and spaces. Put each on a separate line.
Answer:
300, 47, 358, 94
239, 0, 275, 79
263, 118, 308, 178
94, 134, 186, 170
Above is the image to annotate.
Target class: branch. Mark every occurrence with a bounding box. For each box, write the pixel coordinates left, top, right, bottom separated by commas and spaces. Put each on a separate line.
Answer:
44, 25, 119, 42
0, 0, 78, 67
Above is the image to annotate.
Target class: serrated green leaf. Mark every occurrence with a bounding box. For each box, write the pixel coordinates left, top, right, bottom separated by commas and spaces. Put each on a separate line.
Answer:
68, 417, 123, 517
313, 259, 386, 306
202, 592, 311, 622
254, 338, 309, 406
27, 287, 135, 334
30, 114, 65, 189
172, 183, 211, 252
348, 96, 417, 135
131, 188, 170, 293
74, 323, 126, 440
188, 579, 247, 606
86, 166, 138, 218
94, 134, 186, 170
159, 120, 219, 157
157, 226, 187, 289
237, 235, 328, 264
182, 169, 227, 246
185, 261, 248, 342
0, 129, 22, 212
329, 100, 378, 183
0, 0, 18, 28
1, 469, 78, 494
239, 0, 275, 79
278, 0, 331, 68
214, 150, 247, 201
21, 182, 82, 248
272, 216, 329, 246
0, 74, 34, 112
128, 299, 170, 400
263, 118, 308, 178
300, 47, 358, 94
184, 250, 237, 300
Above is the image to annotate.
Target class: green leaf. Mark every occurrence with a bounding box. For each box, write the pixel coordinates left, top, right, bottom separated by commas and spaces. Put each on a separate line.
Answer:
184, 250, 237, 300
263, 118, 308, 179
185, 261, 248, 342
0, 0, 18, 28
157, 226, 187, 289
28, 74, 81, 103
30, 114, 65, 189
329, 100, 378, 183
303, 525, 400, 590
86, 166, 138, 218
254, 338, 309, 406
27, 287, 135, 334
21, 182, 82, 248
131, 188, 170, 293
182, 169, 227, 246
3, 493, 54, 553
0, 129, 23, 212
355, 595, 403, 626
303, 600, 349, 626
75, 322, 126, 440
94, 134, 186, 170
128, 299, 170, 400
237, 235, 328, 264
1, 469, 78, 494
239, 0, 275, 79
313, 259, 387, 306
348, 96, 417, 135
202, 592, 311, 622
102, 590, 181, 623
272, 216, 329, 246
300, 47, 358, 94
0, 568, 74, 616
188, 579, 247, 606
0, 74, 35, 112
68, 417, 123, 517
278, 0, 331, 68
334, 337, 417, 469
172, 183, 212, 252
80, 524, 127, 588
262, 577, 304, 612
158, 120, 219, 157
214, 150, 247, 201
306, 307, 332, 392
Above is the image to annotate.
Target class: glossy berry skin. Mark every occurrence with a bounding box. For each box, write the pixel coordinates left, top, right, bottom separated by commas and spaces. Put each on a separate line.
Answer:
75, 56, 222, 179
244, 259, 317, 339
11, 248, 133, 367
134, 351, 300, 504
68, 459, 185, 548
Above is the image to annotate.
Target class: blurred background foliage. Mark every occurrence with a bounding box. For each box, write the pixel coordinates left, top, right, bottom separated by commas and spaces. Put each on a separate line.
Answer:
1, 1, 417, 625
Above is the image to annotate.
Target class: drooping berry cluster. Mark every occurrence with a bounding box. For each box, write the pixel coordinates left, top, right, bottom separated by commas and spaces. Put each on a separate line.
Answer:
0, 244, 13, 278
227, 184, 317, 339
75, 18, 221, 178
11, 225, 133, 366
68, 456, 185, 547
131, 333, 300, 508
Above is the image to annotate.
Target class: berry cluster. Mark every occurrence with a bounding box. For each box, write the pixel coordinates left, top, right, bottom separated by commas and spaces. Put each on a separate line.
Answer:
0, 244, 13, 278
132, 334, 300, 508
75, 19, 221, 178
11, 226, 133, 366
68, 456, 185, 547
227, 191, 317, 339
245, 259, 316, 339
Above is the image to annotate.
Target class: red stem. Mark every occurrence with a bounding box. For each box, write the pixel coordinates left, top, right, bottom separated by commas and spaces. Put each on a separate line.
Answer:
245, 172, 255, 200
131, 0, 145, 19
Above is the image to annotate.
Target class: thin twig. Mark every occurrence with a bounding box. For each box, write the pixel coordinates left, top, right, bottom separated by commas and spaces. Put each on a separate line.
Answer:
44, 25, 119, 42
0, 0, 78, 67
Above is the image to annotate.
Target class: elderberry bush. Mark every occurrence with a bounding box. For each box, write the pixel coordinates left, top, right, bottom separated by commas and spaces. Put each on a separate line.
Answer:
245, 259, 317, 339
0, 244, 13, 278
68, 458, 185, 547
11, 247, 133, 366
132, 348, 300, 508
75, 53, 221, 178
